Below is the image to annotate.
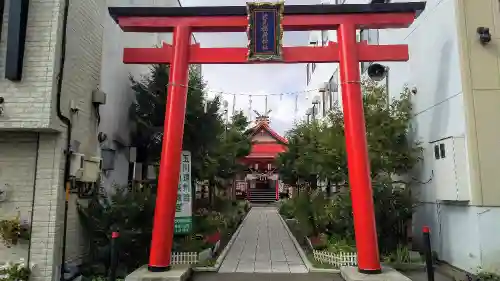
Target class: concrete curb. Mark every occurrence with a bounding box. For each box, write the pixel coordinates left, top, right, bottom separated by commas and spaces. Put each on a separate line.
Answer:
192, 208, 252, 272
278, 214, 340, 273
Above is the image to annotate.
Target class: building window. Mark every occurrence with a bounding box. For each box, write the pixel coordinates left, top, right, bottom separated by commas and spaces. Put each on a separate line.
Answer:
434, 143, 446, 160
439, 143, 446, 158
434, 145, 440, 160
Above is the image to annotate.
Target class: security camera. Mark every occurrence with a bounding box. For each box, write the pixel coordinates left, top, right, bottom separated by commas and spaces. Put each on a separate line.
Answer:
477, 27, 491, 44
0, 184, 8, 202
367, 63, 389, 82
0, 97, 4, 116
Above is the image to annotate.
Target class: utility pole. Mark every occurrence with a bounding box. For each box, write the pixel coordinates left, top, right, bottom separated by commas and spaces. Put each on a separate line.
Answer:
232, 94, 236, 115
264, 96, 268, 115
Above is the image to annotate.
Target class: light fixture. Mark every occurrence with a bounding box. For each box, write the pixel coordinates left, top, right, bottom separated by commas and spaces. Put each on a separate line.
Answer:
477, 27, 491, 44
0, 97, 4, 116
312, 95, 321, 105
318, 82, 329, 93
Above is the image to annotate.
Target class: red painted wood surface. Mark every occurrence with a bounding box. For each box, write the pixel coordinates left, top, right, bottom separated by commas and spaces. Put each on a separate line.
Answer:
123, 42, 409, 65
117, 13, 416, 32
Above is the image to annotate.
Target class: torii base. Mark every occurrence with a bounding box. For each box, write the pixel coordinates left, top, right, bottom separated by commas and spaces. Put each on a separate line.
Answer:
341, 267, 411, 281
125, 265, 191, 281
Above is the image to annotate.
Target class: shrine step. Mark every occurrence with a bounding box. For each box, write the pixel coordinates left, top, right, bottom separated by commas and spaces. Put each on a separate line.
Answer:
248, 188, 277, 203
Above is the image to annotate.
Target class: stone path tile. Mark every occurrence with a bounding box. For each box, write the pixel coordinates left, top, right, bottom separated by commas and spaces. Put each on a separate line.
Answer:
192, 272, 343, 281
218, 207, 306, 273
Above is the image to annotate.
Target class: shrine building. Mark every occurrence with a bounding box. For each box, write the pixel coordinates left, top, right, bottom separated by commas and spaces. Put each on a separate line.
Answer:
235, 114, 288, 203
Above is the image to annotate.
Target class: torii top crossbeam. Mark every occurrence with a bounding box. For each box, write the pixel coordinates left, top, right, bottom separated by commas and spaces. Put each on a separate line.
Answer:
109, 3, 426, 65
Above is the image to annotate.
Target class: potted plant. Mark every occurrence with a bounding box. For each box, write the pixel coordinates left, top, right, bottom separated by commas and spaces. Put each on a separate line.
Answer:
0, 214, 30, 247
0, 258, 35, 281
0, 217, 20, 247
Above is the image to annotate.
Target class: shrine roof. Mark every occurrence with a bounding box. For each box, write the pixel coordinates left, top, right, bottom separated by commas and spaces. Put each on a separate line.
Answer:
244, 143, 287, 160
109, 2, 426, 22
248, 121, 288, 145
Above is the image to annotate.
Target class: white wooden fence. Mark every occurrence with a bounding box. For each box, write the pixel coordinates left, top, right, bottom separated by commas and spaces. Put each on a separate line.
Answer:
171, 252, 199, 265
312, 250, 357, 268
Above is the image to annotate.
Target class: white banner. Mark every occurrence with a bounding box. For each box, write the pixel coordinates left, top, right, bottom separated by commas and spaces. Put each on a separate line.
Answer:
174, 151, 192, 234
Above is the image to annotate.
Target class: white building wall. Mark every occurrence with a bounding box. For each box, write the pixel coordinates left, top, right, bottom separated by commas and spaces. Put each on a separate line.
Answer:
0, 0, 60, 130
99, 0, 183, 189
306, 0, 500, 272
0, 133, 38, 262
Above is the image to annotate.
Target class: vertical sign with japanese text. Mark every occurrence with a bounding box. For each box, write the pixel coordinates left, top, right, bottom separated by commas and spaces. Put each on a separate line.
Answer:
174, 151, 192, 234
246, 2, 284, 61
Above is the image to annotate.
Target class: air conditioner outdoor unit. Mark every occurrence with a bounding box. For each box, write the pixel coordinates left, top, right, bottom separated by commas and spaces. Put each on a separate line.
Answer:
69, 153, 85, 178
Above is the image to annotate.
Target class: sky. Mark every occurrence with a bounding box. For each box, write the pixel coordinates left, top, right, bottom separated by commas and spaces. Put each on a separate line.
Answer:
180, 0, 318, 135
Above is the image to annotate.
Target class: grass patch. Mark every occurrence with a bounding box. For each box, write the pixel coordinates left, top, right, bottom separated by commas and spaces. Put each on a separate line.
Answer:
195, 257, 217, 267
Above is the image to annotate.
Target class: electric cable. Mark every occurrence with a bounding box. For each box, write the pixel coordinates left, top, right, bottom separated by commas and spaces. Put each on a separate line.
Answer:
165, 82, 322, 97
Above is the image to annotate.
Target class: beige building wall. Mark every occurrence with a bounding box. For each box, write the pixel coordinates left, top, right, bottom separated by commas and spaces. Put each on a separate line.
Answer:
455, 0, 500, 206
0, 1, 104, 281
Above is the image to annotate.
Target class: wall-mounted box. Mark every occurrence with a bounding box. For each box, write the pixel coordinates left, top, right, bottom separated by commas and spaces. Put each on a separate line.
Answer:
431, 136, 470, 202
80, 156, 102, 183
92, 89, 107, 105
69, 153, 85, 178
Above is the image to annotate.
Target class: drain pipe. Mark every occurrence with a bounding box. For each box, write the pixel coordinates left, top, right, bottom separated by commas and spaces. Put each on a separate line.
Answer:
56, 0, 72, 280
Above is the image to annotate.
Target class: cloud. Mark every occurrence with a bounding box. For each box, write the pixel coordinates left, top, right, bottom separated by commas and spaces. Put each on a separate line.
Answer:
180, 0, 314, 135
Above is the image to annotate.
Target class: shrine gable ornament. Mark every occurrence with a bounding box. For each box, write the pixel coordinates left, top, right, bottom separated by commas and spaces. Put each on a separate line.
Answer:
246, 2, 284, 61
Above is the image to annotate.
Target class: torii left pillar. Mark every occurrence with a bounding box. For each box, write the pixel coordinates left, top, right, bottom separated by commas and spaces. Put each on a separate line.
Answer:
148, 25, 191, 272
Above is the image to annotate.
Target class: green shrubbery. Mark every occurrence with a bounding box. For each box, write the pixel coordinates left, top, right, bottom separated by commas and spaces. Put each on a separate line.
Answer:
279, 180, 413, 254
77, 186, 250, 279
277, 81, 419, 257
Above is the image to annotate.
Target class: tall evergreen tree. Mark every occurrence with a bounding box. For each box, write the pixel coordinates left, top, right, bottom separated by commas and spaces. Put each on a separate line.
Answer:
129, 64, 251, 184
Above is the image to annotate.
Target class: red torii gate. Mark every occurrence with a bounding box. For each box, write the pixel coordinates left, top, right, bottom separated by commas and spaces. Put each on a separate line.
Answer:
109, 2, 425, 274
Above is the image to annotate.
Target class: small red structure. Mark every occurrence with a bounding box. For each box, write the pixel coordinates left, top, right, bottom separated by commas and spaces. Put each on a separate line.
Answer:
239, 115, 287, 202
109, 1, 426, 274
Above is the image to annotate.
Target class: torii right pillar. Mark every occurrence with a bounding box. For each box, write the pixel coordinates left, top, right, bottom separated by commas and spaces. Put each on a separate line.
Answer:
338, 23, 380, 274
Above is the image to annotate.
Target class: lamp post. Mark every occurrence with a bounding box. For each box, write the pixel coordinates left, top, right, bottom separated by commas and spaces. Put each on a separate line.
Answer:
306, 108, 313, 124
312, 95, 320, 120
223, 100, 229, 136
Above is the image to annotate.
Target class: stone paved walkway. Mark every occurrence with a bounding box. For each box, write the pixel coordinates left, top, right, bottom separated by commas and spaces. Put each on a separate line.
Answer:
219, 207, 308, 273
